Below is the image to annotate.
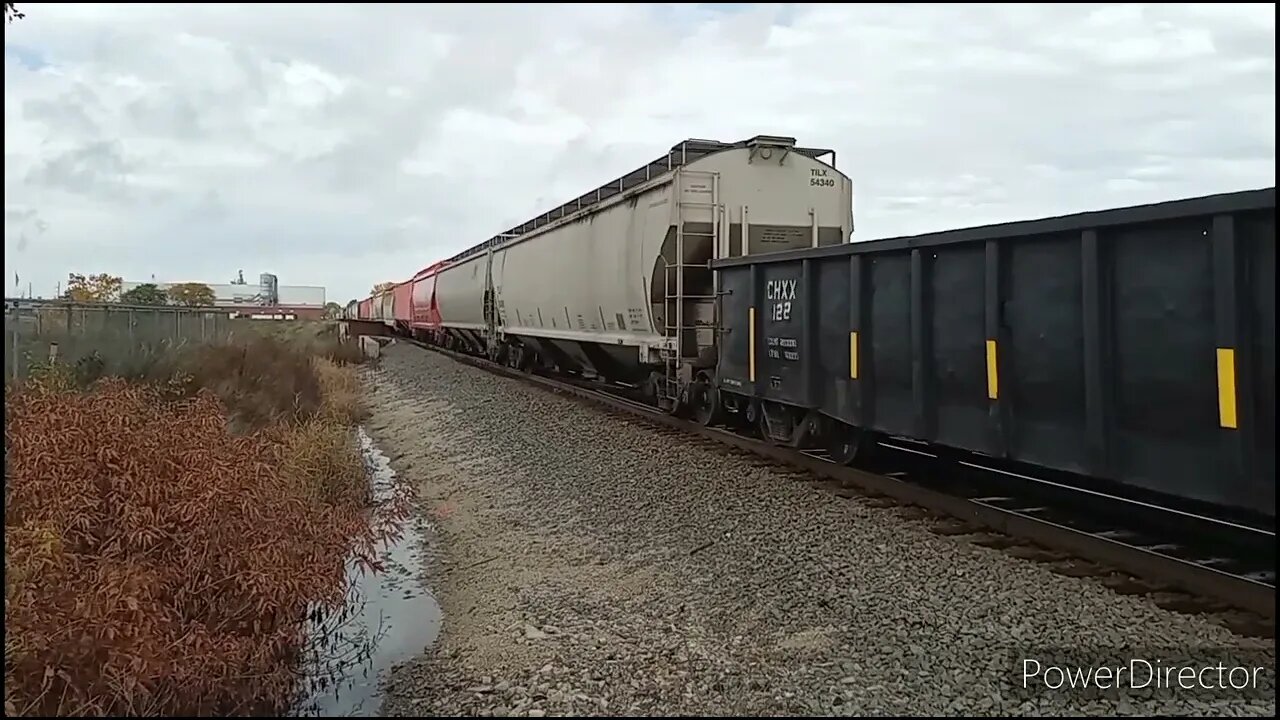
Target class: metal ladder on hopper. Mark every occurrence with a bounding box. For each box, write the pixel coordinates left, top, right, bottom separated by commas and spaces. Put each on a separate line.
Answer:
660, 169, 721, 409
481, 247, 500, 359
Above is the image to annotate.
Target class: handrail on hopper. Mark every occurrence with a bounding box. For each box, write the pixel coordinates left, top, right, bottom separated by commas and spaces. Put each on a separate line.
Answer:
443, 135, 837, 266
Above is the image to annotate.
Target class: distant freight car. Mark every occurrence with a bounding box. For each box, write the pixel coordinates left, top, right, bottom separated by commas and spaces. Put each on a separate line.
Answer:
409, 261, 449, 339
378, 290, 395, 326
392, 280, 414, 332
711, 187, 1275, 520
427, 135, 855, 403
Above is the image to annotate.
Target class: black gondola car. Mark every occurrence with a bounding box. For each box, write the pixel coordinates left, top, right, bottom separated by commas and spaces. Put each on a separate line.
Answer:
712, 187, 1275, 521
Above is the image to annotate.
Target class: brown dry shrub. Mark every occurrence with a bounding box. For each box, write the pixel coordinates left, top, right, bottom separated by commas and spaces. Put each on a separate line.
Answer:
276, 415, 367, 508
247, 321, 366, 368
312, 357, 367, 425
159, 334, 368, 431
166, 336, 324, 430
2, 375, 392, 717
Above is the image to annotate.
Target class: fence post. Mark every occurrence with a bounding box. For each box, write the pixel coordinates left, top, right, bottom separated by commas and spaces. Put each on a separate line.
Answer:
10, 306, 18, 383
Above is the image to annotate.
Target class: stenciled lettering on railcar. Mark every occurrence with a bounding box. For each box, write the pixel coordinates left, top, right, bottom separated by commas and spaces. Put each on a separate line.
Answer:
766, 278, 797, 323
758, 226, 805, 246
809, 167, 836, 188
764, 277, 800, 363
766, 336, 800, 362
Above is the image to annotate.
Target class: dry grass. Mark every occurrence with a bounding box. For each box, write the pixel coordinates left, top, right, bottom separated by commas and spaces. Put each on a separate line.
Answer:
2, 329, 406, 717
313, 356, 368, 426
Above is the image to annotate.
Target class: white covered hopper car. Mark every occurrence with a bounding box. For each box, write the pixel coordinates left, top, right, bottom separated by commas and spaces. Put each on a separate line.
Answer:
425, 135, 855, 409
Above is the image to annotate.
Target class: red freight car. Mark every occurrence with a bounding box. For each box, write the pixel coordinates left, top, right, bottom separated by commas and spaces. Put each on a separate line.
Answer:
393, 279, 414, 331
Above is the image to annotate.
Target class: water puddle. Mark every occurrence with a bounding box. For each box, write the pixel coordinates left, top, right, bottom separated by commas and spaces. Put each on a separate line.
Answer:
291, 426, 441, 717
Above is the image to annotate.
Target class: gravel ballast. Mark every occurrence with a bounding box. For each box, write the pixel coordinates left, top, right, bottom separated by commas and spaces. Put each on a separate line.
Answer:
363, 342, 1274, 717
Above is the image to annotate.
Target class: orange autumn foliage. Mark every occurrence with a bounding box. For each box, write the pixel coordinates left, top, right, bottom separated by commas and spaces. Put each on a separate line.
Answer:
3, 354, 400, 716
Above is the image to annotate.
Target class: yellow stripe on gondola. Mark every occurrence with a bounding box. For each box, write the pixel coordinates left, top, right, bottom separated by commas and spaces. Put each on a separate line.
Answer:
749, 307, 756, 382
850, 331, 859, 379
1217, 347, 1238, 429
985, 339, 999, 400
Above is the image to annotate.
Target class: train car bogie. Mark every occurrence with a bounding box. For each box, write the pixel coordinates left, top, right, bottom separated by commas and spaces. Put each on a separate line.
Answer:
824, 420, 870, 466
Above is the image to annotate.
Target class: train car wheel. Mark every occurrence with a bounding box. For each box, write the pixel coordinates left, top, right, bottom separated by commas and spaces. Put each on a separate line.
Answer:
743, 399, 762, 437
717, 392, 749, 430
510, 345, 527, 372
757, 402, 792, 446
791, 410, 824, 449
757, 413, 777, 445
826, 421, 866, 466
690, 375, 723, 427
645, 371, 665, 408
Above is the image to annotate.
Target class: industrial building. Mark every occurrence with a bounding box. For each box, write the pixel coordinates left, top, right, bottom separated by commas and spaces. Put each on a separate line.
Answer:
120, 272, 329, 319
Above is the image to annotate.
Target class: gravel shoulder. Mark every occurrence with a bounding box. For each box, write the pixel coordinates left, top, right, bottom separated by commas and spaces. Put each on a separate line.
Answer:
364, 341, 1274, 717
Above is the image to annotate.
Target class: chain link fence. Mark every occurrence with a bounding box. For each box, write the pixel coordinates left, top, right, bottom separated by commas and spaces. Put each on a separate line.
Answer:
4, 299, 253, 382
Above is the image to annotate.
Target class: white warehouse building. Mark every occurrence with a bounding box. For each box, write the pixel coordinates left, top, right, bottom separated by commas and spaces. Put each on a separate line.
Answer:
121, 272, 326, 307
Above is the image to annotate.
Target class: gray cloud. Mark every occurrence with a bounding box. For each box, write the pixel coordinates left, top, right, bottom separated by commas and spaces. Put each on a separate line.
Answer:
126, 88, 203, 140
25, 140, 136, 199
23, 84, 101, 137
3, 3, 1274, 304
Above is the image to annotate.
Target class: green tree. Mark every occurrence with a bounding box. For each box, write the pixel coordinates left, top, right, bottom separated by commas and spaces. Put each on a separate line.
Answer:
371, 281, 396, 295
166, 282, 217, 307
323, 302, 343, 319
119, 283, 170, 306
65, 273, 123, 302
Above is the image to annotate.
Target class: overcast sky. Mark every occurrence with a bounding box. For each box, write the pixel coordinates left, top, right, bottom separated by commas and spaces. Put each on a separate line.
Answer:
4, 3, 1275, 304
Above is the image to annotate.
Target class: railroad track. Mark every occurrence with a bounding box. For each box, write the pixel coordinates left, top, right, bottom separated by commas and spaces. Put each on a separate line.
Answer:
397, 337, 1275, 637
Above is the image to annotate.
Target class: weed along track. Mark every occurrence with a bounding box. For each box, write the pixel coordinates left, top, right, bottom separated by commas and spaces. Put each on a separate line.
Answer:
2, 321, 420, 717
